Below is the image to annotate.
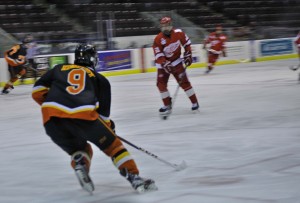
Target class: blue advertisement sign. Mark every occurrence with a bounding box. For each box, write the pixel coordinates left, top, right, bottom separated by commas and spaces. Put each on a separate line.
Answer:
260, 39, 293, 56
96, 50, 132, 72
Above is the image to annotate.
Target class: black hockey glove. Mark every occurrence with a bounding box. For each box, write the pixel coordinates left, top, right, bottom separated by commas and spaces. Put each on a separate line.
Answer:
103, 118, 116, 133
184, 51, 192, 67
110, 119, 116, 133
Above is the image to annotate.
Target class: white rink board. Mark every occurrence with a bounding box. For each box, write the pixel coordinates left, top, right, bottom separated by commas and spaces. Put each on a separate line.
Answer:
0, 37, 297, 85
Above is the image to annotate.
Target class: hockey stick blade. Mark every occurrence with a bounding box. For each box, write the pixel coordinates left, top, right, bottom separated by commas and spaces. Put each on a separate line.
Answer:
155, 156, 187, 171
118, 135, 187, 171
174, 160, 187, 171
235, 59, 250, 63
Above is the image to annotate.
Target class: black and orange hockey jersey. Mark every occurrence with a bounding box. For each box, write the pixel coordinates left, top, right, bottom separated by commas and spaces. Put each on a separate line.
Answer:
32, 64, 111, 124
5, 44, 27, 67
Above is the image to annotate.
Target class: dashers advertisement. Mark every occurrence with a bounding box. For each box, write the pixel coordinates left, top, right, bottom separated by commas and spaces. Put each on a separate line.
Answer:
49, 56, 68, 69
96, 50, 132, 72
260, 39, 293, 56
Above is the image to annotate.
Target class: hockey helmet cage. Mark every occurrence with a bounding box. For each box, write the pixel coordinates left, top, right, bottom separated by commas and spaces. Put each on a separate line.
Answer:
215, 24, 223, 34
74, 43, 98, 68
160, 17, 173, 35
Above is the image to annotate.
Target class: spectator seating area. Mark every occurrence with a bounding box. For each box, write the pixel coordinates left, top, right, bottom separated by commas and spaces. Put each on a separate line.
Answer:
0, 0, 299, 43
0, 0, 88, 42
203, 0, 300, 28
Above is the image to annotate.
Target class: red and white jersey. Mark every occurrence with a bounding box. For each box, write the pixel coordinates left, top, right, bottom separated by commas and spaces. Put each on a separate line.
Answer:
295, 32, 300, 48
204, 32, 227, 52
152, 28, 191, 68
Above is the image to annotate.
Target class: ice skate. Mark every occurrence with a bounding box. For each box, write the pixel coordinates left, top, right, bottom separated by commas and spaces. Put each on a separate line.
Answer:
191, 103, 199, 112
73, 154, 94, 194
159, 105, 172, 120
204, 69, 211, 74
1, 86, 14, 95
204, 68, 212, 74
121, 169, 158, 193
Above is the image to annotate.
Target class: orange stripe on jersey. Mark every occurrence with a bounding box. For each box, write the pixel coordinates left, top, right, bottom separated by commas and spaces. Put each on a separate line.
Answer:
41, 107, 99, 124
32, 89, 49, 105
5, 53, 19, 66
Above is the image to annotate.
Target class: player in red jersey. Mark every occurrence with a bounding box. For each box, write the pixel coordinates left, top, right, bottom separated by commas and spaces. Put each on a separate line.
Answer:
152, 16, 199, 118
290, 31, 300, 72
290, 31, 300, 81
295, 31, 300, 61
32, 44, 157, 193
203, 25, 227, 74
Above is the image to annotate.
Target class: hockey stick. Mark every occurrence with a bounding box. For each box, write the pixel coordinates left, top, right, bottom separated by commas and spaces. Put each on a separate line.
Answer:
234, 58, 250, 63
117, 135, 187, 171
161, 66, 187, 120
23, 63, 40, 72
206, 48, 222, 55
171, 83, 181, 108
161, 84, 180, 120
206, 49, 249, 63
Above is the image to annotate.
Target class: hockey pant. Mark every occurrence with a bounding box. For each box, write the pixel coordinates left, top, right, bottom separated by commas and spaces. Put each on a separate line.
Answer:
207, 52, 220, 70
44, 117, 139, 175
156, 62, 198, 106
3, 65, 26, 90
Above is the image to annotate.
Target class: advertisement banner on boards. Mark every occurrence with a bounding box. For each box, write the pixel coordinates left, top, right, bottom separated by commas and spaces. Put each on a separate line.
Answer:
34, 55, 68, 70
96, 50, 132, 72
49, 55, 68, 69
25, 55, 68, 78
260, 39, 293, 56
34, 57, 50, 70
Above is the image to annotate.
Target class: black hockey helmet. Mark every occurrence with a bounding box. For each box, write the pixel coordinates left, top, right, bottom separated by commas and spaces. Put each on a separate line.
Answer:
74, 43, 98, 68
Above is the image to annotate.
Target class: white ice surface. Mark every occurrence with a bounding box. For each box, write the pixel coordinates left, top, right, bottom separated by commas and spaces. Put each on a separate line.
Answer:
1, 59, 300, 203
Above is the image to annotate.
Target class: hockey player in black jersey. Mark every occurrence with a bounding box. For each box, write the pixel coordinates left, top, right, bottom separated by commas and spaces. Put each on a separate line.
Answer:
32, 44, 157, 194
2, 36, 32, 94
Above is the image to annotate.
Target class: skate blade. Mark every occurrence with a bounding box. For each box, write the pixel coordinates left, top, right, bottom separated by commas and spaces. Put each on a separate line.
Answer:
192, 109, 200, 114
159, 111, 171, 120
75, 169, 95, 194
160, 114, 169, 120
